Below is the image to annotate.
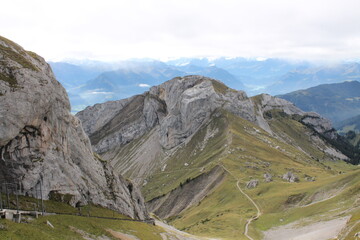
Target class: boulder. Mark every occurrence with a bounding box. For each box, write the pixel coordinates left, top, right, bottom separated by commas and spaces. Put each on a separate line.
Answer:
282, 172, 299, 183
246, 179, 259, 189
264, 172, 273, 182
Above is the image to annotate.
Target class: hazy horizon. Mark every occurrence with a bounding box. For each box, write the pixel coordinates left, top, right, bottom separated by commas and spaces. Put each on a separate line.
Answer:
1, 0, 360, 62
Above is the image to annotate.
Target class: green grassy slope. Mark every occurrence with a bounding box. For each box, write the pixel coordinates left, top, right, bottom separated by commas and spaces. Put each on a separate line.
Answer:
140, 110, 360, 240
335, 114, 360, 150
335, 114, 360, 133
277, 81, 360, 123
0, 196, 166, 240
0, 215, 163, 240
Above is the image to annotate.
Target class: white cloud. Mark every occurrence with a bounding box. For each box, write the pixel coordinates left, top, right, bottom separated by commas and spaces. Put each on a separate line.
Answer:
138, 84, 151, 88
256, 57, 267, 62
88, 91, 114, 95
1, 0, 360, 62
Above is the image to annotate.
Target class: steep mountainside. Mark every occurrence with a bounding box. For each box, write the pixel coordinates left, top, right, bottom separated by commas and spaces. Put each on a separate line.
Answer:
335, 114, 360, 149
278, 81, 360, 123
0, 36, 148, 220
77, 76, 360, 239
335, 114, 360, 133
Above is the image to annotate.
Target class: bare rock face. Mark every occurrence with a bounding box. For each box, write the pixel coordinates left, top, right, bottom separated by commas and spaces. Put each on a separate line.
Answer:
0, 36, 148, 220
300, 112, 336, 138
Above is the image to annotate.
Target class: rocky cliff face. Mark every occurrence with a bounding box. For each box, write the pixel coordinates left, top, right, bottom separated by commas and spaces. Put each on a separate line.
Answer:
0, 36, 148, 220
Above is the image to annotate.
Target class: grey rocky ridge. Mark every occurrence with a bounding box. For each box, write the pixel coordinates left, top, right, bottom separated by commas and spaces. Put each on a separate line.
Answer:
0, 36, 148, 220
78, 75, 349, 163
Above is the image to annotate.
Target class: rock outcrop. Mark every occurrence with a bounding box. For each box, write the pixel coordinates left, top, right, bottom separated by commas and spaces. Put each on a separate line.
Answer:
246, 179, 259, 189
0, 36, 148, 220
283, 172, 299, 183
264, 173, 273, 182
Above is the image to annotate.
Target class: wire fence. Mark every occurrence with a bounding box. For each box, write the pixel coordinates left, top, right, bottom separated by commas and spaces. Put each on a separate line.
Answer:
0, 180, 155, 224
0, 180, 46, 213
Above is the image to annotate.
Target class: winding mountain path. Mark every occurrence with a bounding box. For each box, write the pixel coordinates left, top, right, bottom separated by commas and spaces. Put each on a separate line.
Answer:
220, 164, 261, 240
236, 180, 261, 240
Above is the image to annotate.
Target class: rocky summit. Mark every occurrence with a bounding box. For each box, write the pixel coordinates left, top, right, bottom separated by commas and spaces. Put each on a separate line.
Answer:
0, 36, 148, 220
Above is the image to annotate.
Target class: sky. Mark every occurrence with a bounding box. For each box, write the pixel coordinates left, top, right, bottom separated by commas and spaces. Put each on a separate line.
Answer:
1, 0, 360, 62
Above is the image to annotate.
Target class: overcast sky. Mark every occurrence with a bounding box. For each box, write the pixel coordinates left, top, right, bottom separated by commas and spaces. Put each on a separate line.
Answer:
1, 0, 360, 62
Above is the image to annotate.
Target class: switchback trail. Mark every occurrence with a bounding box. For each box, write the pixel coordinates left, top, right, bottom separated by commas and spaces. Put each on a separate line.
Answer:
220, 164, 261, 240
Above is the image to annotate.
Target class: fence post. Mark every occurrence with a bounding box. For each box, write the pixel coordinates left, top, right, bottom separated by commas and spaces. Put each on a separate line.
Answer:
16, 183, 19, 213
40, 177, 44, 215
35, 184, 39, 211
0, 184, 2, 210
87, 191, 90, 217
5, 183, 10, 209
19, 180, 22, 195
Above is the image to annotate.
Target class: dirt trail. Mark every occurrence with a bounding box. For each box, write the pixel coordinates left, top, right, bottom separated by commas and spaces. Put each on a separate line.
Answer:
220, 164, 261, 240
236, 180, 261, 240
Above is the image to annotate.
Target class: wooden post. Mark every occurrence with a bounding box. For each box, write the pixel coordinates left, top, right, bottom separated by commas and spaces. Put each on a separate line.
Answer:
16, 184, 19, 213
40, 178, 44, 214
0, 187, 2, 210
5, 184, 10, 209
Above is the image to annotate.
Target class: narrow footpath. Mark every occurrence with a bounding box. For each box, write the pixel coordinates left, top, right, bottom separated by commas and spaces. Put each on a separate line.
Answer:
220, 164, 261, 240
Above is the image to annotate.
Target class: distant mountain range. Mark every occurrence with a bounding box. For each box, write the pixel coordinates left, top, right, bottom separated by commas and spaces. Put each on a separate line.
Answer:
50, 58, 360, 113
278, 81, 360, 123
50, 59, 247, 112
269, 63, 360, 95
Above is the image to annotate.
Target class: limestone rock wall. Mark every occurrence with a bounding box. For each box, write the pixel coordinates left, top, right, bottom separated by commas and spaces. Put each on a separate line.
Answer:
0, 36, 148, 220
